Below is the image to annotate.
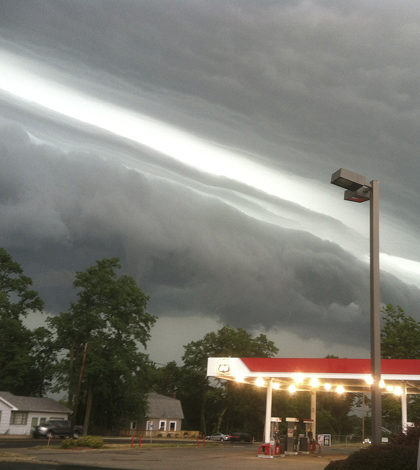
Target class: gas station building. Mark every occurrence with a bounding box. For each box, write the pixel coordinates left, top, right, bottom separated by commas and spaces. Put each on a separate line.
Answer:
207, 357, 420, 450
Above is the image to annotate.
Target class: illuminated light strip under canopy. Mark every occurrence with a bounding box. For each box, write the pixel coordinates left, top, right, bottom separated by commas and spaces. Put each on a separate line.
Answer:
207, 358, 420, 394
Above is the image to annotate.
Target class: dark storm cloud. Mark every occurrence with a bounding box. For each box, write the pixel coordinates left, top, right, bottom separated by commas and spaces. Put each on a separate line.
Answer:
3, 0, 420, 162
1, 121, 420, 350
2, 0, 420, 359
2, 0, 420, 261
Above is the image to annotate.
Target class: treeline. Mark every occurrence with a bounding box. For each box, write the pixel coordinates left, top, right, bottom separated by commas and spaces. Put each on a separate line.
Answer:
0, 247, 355, 437
1, 247, 419, 437
0, 249, 155, 434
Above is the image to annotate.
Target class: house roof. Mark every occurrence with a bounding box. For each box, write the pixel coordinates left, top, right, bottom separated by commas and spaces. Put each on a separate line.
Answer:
147, 393, 184, 420
0, 392, 72, 414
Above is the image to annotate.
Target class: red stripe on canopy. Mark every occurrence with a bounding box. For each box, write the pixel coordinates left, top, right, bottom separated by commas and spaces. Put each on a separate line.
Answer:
240, 358, 420, 376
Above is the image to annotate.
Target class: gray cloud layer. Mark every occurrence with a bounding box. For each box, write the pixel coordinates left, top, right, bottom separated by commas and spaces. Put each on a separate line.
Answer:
1, 119, 419, 351
2, 0, 420, 256
2, 0, 420, 356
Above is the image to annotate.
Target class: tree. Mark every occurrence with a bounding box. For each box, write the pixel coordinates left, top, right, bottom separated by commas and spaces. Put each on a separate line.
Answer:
181, 326, 279, 435
382, 394, 403, 433
0, 247, 51, 396
0, 247, 44, 320
381, 304, 420, 359
182, 326, 278, 371
381, 304, 420, 427
316, 391, 355, 435
149, 361, 183, 397
49, 258, 156, 433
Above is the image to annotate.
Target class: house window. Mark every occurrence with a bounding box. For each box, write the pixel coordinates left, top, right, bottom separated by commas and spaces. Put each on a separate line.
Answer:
31, 417, 38, 427
170, 421, 176, 431
159, 421, 166, 431
40, 418, 47, 424
130, 421, 137, 430
10, 412, 28, 425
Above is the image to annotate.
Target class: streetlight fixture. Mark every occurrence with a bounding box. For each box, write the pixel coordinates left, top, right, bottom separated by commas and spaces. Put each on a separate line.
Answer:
331, 168, 382, 446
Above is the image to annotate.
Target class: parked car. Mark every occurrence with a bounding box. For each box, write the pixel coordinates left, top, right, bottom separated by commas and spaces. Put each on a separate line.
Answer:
229, 432, 253, 442
33, 420, 83, 439
205, 432, 231, 441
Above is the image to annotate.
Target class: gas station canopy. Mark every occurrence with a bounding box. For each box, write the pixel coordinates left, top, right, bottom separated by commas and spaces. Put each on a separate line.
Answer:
207, 357, 420, 394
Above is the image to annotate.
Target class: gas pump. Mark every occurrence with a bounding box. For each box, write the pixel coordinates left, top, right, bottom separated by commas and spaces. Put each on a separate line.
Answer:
269, 417, 282, 455
285, 417, 299, 455
265, 416, 281, 456
300, 419, 314, 452
258, 417, 282, 458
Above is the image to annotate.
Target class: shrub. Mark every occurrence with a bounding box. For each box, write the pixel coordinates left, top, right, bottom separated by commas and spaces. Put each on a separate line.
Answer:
76, 436, 104, 448
324, 459, 346, 470
61, 438, 77, 449
390, 424, 420, 447
60, 436, 103, 449
323, 445, 417, 470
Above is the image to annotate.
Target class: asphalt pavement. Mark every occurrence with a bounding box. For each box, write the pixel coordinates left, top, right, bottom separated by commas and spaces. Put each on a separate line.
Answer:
0, 441, 354, 470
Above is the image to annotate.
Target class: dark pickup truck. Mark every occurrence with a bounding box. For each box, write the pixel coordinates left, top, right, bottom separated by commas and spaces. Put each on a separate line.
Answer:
33, 420, 83, 439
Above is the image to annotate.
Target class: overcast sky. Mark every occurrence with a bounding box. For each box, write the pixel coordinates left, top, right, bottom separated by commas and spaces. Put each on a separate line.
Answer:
2, 0, 420, 364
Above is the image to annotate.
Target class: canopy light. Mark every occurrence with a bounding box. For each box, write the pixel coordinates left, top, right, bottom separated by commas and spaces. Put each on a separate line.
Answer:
289, 384, 297, 393
394, 386, 403, 396
294, 373, 304, 384
386, 386, 394, 392
344, 187, 371, 203
324, 383, 332, 390
336, 385, 345, 394
273, 383, 280, 390
310, 378, 319, 388
255, 377, 265, 387
365, 376, 374, 385
331, 168, 367, 191
236, 376, 245, 383
379, 379, 385, 388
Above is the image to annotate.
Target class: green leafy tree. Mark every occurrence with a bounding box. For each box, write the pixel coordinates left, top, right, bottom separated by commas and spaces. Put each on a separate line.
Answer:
225, 384, 267, 440
0, 247, 44, 319
382, 394, 403, 433
316, 391, 355, 435
0, 247, 52, 396
149, 361, 183, 397
381, 304, 420, 359
181, 326, 278, 435
182, 326, 278, 368
381, 304, 420, 427
49, 258, 156, 433
28, 326, 56, 397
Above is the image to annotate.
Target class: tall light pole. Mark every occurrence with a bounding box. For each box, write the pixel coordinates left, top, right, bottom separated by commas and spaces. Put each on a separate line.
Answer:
331, 168, 382, 446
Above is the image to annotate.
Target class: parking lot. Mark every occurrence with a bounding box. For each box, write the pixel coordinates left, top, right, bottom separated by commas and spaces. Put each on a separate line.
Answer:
0, 442, 352, 470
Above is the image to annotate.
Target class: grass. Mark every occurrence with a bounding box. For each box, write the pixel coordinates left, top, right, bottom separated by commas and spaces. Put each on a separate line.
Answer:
0, 452, 38, 460
30, 441, 220, 451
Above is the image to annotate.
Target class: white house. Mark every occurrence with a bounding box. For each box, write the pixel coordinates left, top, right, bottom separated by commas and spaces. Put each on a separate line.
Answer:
123, 393, 185, 437
0, 391, 72, 435
143, 393, 184, 435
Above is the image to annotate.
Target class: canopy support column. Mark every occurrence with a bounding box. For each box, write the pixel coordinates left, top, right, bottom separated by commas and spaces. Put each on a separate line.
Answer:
401, 381, 408, 433
264, 378, 273, 443
311, 389, 316, 437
